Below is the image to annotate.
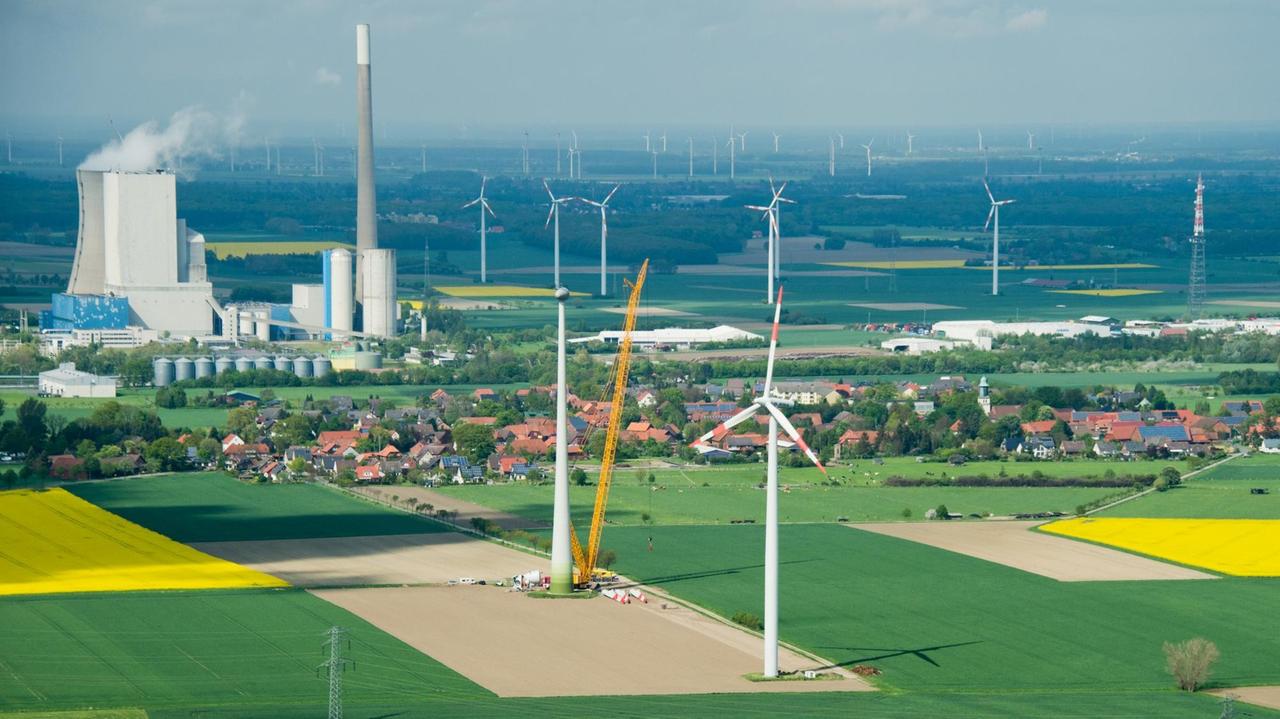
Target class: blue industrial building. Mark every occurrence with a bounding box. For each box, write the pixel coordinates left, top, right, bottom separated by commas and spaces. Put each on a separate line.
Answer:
40, 293, 130, 331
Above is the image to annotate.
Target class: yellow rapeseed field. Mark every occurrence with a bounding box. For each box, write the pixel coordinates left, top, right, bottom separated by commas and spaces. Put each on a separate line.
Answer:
434, 284, 587, 298
0, 489, 288, 596
1041, 517, 1280, 576
206, 240, 352, 259
825, 260, 966, 269
1049, 289, 1162, 297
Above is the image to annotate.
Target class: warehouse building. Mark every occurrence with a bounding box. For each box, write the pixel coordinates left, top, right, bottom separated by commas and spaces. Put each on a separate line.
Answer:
569, 325, 762, 350
38, 362, 117, 398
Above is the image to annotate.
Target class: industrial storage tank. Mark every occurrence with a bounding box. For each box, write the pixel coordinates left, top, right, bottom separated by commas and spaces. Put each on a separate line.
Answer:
254, 310, 270, 342
214, 356, 234, 374
354, 351, 382, 370
153, 358, 174, 387
234, 356, 253, 373
273, 356, 291, 372
312, 357, 332, 378
253, 356, 272, 371
292, 356, 314, 378
173, 357, 195, 382
194, 356, 215, 378
325, 248, 353, 338
361, 248, 398, 338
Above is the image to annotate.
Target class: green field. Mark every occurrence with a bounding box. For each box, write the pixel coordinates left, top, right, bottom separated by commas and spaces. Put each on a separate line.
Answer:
1098, 454, 1280, 519
604, 524, 1280, 694
3, 589, 1256, 717
66, 473, 444, 542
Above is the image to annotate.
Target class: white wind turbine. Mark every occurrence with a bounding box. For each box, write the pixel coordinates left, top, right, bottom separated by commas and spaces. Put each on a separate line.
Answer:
861, 138, 874, 176
651, 149, 658, 179
727, 135, 736, 179
1026, 130, 1035, 150
687, 137, 694, 178
837, 132, 845, 149
660, 130, 668, 153
642, 131, 651, 152
828, 137, 836, 177
691, 286, 827, 678
772, 132, 781, 153
57, 136, 63, 167
984, 180, 1015, 296
462, 177, 497, 283
977, 129, 984, 152
737, 130, 749, 152
906, 131, 915, 156
544, 182, 572, 288
578, 184, 621, 297
745, 180, 794, 304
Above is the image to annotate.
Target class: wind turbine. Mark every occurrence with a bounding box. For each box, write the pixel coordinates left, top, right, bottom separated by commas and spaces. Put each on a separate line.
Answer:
727, 136, 736, 179
772, 132, 781, 153
712, 138, 719, 175
837, 132, 845, 149
983, 181, 1015, 296
651, 149, 658, 179
545, 182, 571, 288
578, 184, 620, 297
906, 131, 915, 156
828, 137, 836, 177
642, 131, 651, 152
687, 137, 694, 178
462, 177, 496, 283
861, 139, 874, 176
977, 129, 984, 152
56, 136, 63, 167
522, 131, 530, 175
737, 130, 749, 152
1026, 130, 1035, 150
264, 137, 271, 172
420, 144, 427, 173
660, 130, 667, 153
569, 130, 579, 178
746, 180, 794, 303
691, 286, 827, 678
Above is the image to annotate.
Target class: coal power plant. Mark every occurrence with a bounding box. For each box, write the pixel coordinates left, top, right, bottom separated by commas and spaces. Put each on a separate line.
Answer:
41, 22, 398, 350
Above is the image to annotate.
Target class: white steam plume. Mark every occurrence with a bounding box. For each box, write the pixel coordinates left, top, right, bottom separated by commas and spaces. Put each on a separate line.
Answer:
79, 106, 240, 176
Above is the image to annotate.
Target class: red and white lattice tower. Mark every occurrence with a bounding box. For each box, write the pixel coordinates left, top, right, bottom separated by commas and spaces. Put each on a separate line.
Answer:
1187, 174, 1207, 318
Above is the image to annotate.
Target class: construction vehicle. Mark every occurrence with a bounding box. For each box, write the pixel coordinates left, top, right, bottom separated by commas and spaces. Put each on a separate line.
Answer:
569, 259, 649, 588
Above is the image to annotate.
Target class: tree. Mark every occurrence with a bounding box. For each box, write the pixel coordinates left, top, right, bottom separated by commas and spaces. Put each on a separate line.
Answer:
144, 436, 186, 472
452, 422, 496, 463
1160, 466, 1183, 488
571, 467, 588, 486
934, 503, 951, 520
1163, 638, 1220, 692
16, 398, 47, 450
597, 549, 618, 569
224, 407, 258, 440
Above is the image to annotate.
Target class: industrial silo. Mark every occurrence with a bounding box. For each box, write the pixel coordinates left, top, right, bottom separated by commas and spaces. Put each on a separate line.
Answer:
153, 357, 174, 387
254, 309, 270, 342
292, 356, 313, 378
354, 351, 382, 370
214, 356, 234, 374
326, 248, 353, 338
273, 355, 291, 372
312, 356, 332, 378
361, 248, 397, 338
173, 357, 195, 382
253, 356, 272, 371
234, 356, 253, 373
194, 356, 215, 379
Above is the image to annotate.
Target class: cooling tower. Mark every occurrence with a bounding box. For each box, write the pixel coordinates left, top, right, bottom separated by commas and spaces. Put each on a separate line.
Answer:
325, 248, 353, 338
68, 170, 106, 295
361, 248, 397, 338
354, 23, 378, 306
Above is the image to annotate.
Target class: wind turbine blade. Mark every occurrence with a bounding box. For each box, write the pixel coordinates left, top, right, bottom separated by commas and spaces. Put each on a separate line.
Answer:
764, 286, 784, 395
763, 401, 828, 474
692, 406, 763, 446
544, 181, 555, 202
462, 198, 480, 209
483, 199, 496, 217
480, 177, 487, 196
984, 181, 995, 204
984, 205, 996, 232
603, 184, 620, 205
545, 203, 556, 229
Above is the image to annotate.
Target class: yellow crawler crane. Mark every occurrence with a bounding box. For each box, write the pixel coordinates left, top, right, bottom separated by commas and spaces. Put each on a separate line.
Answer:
570, 259, 649, 587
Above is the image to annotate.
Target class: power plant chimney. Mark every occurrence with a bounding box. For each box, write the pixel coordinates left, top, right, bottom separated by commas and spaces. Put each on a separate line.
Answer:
354, 23, 377, 310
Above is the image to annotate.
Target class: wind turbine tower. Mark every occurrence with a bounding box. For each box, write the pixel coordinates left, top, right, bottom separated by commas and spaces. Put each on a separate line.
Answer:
57, 136, 63, 167
772, 132, 780, 153
462, 178, 496, 283
687, 137, 694, 178
906, 131, 915, 156
1026, 130, 1035, 150
580, 185, 620, 297
1187, 174, 1207, 318
549, 286, 573, 594
691, 287, 827, 677
522, 131, 530, 175
984, 181, 1015, 296
544, 182, 570, 288
861, 139, 874, 176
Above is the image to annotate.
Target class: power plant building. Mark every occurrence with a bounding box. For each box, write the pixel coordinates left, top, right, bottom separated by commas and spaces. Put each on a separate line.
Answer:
66, 169, 215, 336
361, 248, 397, 338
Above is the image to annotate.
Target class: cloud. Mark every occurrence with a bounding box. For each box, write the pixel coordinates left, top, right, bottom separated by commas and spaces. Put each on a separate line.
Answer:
313, 67, 341, 86
1005, 8, 1047, 32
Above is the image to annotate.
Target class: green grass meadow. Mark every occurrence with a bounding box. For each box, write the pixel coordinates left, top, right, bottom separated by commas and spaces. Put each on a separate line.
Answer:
1097, 453, 1280, 519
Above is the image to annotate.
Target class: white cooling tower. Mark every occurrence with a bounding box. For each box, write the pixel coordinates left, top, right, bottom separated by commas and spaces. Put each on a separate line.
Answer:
361, 248, 396, 338
68, 170, 106, 295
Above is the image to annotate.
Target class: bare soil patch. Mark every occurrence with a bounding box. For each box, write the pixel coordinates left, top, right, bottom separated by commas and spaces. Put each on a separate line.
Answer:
351, 485, 547, 531
1210, 686, 1280, 711
850, 302, 963, 311
193, 532, 541, 587
313, 584, 874, 697
850, 521, 1214, 581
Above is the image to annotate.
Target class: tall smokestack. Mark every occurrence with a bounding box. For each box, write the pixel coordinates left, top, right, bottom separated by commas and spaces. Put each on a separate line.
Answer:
354, 23, 377, 309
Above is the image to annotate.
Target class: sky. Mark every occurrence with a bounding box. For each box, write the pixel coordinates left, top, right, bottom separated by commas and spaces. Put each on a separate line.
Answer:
2, 0, 1278, 140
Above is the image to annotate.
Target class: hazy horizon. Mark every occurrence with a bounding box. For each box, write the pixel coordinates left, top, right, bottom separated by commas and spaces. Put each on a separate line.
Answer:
2, 0, 1279, 142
